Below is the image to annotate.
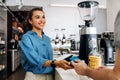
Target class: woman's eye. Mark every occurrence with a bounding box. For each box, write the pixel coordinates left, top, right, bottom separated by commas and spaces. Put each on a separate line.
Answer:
35, 16, 40, 19
35, 15, 45, 19
43, 15, 45, 19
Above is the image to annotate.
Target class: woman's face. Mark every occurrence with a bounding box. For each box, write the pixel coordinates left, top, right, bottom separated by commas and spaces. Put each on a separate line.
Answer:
29, 10, 46, 31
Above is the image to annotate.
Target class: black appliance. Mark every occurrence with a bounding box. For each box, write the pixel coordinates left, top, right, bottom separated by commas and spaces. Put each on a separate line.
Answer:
78, 1, 99, 64
100, 32, 114, 65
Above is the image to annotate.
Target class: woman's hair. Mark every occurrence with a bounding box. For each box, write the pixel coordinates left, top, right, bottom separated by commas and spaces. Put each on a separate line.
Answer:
25, 7, 44, 31
28, 7, 43, 20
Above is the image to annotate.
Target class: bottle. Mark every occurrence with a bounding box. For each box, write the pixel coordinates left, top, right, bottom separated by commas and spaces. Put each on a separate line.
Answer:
62, 34, 66, 45
55, 34, 59, 45
10, 34, 18, 49
89, 48, 102, 69
10, 37, 16, 49
54, 29, 59, 45
70, 34, 76, 50
61, 29, 66, 45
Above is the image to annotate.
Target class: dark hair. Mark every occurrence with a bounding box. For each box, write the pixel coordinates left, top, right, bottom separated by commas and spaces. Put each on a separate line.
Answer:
12, 17, 18, 22
25, 7, 44, 31
28, 7, 43, 20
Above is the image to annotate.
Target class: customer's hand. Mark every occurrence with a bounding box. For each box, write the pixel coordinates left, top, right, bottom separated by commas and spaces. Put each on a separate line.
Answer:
72, 60, 116, 80
72, 60, 88, 75
55, 60, 73, 70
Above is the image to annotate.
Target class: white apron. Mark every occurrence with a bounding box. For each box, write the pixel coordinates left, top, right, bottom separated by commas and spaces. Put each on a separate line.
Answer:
24, 72, 53, 80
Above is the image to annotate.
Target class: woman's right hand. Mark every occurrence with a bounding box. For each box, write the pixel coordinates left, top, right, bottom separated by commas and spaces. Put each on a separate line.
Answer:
55, 60, 73, 70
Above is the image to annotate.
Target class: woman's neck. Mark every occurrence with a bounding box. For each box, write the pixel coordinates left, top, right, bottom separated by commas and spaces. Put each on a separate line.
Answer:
32, 28, 43, 38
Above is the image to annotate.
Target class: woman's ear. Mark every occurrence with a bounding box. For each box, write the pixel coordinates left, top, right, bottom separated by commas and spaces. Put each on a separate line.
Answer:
29, 19, 32, 25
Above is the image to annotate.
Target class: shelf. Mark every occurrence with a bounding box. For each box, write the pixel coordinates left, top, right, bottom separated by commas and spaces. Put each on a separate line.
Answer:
49, 3, 106, 9
0, 53, 6, 56
72, 50, 79, 54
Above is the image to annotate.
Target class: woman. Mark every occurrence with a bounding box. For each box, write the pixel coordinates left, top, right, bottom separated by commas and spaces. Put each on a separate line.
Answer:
20, 7, 72, 80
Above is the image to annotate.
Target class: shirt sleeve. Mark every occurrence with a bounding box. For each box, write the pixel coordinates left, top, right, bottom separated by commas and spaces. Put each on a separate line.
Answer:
20, 35, 48, 68
114, 10, 120, 49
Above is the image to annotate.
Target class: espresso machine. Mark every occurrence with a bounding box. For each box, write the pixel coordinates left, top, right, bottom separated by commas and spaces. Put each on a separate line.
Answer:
78, 1, 99, 64
100, 32, 114, 65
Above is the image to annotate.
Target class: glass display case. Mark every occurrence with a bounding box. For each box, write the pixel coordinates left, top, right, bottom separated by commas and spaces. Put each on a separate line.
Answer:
0, 3, 13, 78
0, 11, 7, 79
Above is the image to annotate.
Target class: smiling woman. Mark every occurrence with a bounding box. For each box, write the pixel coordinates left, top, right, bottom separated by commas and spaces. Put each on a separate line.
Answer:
20, 7, 73, 80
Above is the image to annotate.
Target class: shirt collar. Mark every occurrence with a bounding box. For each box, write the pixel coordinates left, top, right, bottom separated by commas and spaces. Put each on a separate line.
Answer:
27, 30, 44, 35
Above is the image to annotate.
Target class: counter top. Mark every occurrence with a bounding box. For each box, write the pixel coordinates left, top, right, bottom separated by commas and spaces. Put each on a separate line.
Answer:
54, 53, 114, 80
55, 68, 91, 80
55, 66, 114, 80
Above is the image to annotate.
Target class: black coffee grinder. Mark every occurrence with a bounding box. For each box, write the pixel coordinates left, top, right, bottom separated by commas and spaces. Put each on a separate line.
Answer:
78, 1, 99, 64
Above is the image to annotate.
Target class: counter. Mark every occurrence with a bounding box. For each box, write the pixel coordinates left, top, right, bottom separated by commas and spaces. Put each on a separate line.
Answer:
54, 52, 114, 80
55, 66, 114, 80
55, 68, 91, 80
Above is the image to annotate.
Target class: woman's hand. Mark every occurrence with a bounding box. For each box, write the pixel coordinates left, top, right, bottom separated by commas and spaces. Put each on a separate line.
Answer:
55, 60, 73, 70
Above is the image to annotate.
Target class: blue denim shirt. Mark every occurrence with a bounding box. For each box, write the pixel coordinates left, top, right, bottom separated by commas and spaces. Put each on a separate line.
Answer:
20, 31, 53, 74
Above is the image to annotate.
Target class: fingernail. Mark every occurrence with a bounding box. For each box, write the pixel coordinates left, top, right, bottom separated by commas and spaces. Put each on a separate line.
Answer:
81, 60, 85, 63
